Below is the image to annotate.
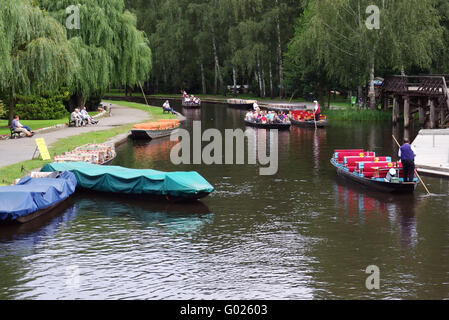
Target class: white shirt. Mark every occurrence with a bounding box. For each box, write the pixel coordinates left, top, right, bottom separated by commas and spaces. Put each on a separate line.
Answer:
163, 102, 170, 108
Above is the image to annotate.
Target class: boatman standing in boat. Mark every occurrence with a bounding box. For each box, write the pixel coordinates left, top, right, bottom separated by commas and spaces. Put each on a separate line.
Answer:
253, 101, 260, 112
398, 138, 416, 182
313, 100, 321, 121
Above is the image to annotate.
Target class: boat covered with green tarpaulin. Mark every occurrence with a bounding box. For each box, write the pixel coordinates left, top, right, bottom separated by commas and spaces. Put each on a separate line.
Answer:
41, 162, 214, 200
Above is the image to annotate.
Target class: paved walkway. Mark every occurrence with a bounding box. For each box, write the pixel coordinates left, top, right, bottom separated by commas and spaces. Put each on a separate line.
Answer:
0, 103, 149, 168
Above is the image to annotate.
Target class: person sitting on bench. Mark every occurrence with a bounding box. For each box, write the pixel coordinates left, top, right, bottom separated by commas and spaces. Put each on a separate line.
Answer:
163, 100, 175, 114
80, 106, 98, 125
71, 108, 84, 127
12, 115, 34, 137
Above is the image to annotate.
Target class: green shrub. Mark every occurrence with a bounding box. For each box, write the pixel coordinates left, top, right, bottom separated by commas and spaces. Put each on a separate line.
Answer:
0, 100, 6, 119
15, 92, 70, 120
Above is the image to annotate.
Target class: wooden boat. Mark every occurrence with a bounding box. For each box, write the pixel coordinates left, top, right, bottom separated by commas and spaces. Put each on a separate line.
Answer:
330, 149, 418, 193
0, 171, 77, 224
53, 143, 116, 165
226, 99, 256, 110
130, 119, 181, 140
290, 110, 327, 128
41, 162, 215, 201
182, 100, 201, 108
244, 119, 291, 130
291, 118, 327, 128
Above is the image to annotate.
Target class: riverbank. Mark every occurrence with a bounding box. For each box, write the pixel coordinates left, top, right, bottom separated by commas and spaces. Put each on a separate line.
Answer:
0, 102, 178, 185
104, 92, 351, 110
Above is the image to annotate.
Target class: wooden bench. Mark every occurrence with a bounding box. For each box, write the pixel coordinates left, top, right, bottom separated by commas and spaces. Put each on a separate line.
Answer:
68, 116, 77, 127
10, 126, 22, 139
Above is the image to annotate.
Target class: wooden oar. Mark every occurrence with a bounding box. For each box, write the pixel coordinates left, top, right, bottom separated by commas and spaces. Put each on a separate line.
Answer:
392, 134, 431, 195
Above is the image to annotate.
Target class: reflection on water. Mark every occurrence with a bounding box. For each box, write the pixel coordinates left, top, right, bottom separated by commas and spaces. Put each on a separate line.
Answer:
0, 102, 448, 299
334, 179, 418, 248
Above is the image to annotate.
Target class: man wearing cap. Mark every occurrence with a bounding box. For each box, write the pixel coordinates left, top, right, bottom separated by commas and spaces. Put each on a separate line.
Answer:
398, 138, 416, 182
385, 168, 397, 182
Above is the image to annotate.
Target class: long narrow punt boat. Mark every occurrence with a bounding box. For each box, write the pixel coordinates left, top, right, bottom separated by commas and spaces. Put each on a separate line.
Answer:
290, 110, 327, 128
244, 119, 291, 130
330, 149, 418, 193
131, 119, 180, 140
291, 118, 327, 128
226, 99, 256, 110
41, 162, 215, 201
0, 171, 77, 223
182, 100, 201, 108
53, 143, 116, 165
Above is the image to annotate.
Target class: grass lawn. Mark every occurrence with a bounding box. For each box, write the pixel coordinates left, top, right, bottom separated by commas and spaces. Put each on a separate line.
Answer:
103, 100, 177, 120
0, 124, 134, 185
0, 103, 173, 185
0, 111, 100, 136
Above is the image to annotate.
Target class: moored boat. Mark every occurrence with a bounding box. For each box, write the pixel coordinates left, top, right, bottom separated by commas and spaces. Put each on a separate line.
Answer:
291, 118, 327, 128
244, 119, 291, 130
41, 162, 215, 201
53, 143, 116, 165
290, 110, 327, 128
330, 149, 418, 193
0, 171, 77, 223
182, 100, 201, 108
226, 99, 256, 110
130, 119, 181, 140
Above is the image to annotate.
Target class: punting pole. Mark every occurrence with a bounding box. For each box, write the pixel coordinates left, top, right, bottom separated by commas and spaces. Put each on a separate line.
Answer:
138, 82, 150, 107
392, 134, 431, 195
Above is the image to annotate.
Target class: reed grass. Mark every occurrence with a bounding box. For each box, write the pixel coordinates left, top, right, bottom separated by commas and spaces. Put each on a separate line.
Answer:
323, 109, 392, 121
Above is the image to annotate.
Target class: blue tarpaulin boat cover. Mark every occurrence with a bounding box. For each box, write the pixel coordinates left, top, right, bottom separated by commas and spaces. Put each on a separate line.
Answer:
0, 171, 77, 221
41, 162, 214, 199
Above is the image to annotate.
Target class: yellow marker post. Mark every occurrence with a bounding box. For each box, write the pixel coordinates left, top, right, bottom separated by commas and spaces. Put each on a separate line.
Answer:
35, 138, 51, 161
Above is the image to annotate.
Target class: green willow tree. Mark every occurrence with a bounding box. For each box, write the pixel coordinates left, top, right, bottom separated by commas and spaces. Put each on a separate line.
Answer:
38, 0, 152, 108
0, 0, 77, 123
286, 0, 443, 109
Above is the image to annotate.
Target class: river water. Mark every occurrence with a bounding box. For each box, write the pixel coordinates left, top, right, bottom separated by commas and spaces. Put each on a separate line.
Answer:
0, 102, 448, 300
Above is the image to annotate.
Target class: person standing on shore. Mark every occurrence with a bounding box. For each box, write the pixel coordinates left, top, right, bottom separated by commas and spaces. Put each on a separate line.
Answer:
398, 138, 416, 182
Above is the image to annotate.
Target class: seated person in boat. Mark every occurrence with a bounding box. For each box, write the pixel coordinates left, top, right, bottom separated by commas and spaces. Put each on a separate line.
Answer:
194, 97, 200, 104
245, 111, 253, 121
260, 112, 268, 124
12, 115, 34, 137
267, 111, 275, 123
385, 168, 398, 182
71, 108, 84, 127
163, 100, 175, 114
279, 112, 288, 123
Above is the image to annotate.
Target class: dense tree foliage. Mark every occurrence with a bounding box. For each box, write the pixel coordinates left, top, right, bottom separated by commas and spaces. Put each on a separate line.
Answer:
2, 0, 449, 117
125, 0, 303, 98
38, 0, 152, 107
0, 0, 77, 122
285, 0, 443, 108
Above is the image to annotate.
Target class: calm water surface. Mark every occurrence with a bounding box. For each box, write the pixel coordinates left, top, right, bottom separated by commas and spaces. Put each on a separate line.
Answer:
0, 102, 448, 299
